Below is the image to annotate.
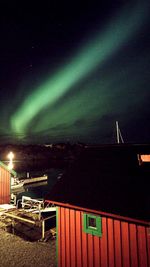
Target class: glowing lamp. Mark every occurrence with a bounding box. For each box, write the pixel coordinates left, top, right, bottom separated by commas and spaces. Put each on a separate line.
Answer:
8, 152, 14, 160
7, 151, 14, 170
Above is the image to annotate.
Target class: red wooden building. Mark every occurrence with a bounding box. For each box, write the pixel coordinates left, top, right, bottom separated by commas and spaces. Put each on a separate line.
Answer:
0, 161, 16, 204
45, 145, 150, 267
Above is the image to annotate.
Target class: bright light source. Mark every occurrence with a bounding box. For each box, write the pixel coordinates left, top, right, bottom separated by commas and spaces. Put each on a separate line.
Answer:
7, 151, 14, 170
8, 151, 14, 160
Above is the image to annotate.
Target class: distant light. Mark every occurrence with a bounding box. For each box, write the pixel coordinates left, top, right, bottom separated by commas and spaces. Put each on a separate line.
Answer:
8, 152, 14, 160
138, 154, 150, 166
140, 154, 150, 162
7, 151, 14, 170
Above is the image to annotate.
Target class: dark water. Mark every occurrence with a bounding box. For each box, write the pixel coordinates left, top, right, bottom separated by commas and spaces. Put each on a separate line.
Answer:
14, 168, 62, 201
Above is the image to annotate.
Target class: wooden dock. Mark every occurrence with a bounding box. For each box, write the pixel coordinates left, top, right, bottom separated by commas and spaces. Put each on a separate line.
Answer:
0, 205, 56, 241
23, 175, 48, 185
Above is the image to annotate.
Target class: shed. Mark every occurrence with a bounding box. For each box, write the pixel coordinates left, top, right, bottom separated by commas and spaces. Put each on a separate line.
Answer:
45, 144, 150, 267
0, 161, 17, 204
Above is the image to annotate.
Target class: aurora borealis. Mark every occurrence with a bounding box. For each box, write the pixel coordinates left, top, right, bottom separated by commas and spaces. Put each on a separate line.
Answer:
0, 1, 150, 144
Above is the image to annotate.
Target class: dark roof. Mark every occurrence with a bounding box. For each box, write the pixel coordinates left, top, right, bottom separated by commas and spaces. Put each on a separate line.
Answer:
45, 144, 150, 221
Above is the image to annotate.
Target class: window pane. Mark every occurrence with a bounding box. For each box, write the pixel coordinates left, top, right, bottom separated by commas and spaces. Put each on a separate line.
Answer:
88, 217, 96, 228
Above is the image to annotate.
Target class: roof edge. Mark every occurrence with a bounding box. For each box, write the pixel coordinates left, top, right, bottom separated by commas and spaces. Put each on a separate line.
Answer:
0, 161, 17, 176
45, 199, 150, 226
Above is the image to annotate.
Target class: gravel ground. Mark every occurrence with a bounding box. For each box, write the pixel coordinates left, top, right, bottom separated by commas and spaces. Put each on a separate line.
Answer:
0, 229, 56, 267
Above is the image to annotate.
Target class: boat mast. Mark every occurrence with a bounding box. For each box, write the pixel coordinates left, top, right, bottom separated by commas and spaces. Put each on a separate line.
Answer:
116, 121, 124, 144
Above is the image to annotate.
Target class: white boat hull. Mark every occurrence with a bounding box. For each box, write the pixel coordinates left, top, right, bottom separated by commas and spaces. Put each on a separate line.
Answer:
11, 177, 24, 191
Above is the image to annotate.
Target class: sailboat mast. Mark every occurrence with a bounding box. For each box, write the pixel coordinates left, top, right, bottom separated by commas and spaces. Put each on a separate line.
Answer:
116, 121, 124, 144
116, 121, 120, 144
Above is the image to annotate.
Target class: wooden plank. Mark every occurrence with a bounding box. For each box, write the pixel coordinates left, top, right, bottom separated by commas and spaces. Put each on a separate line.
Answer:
61, 207, 66, 267
58, 207, 61, 267
93, 235, 101, 267
121, 221, 130, 267
65, 208, 71, 267
0, 168, 10, 204
129, 224, 138, 267
100, 217, 108, 267
82, 217, 88, 267
146, 227, 150, 267
75, 210, 82, 267
88, 234, 94, 267
107, 218, 115, 267
137, 226, 148, 267
114, 220, 122, 267
70, 209, 76, 267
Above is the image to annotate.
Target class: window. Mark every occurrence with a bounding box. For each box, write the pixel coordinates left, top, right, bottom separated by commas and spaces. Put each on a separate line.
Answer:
83, 213, 102, 237
88, 217, 96, 228
138, 154, 150, 165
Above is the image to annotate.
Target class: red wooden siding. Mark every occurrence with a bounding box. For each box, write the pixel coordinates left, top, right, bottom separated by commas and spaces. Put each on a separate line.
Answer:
0, 166, 10, 204
57, 207, 150, 267
147, 228, 150, 267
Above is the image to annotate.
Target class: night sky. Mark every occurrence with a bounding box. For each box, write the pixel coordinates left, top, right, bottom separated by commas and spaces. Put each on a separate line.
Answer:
0, 1, 150, 144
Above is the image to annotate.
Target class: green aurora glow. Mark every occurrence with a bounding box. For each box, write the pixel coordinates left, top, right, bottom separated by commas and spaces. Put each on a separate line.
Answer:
10, 1, 150, 142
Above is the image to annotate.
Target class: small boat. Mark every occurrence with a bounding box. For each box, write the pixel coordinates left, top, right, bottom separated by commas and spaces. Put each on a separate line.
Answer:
11, 177, 25, 190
